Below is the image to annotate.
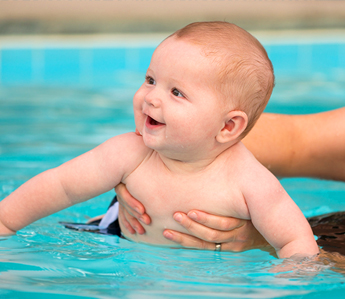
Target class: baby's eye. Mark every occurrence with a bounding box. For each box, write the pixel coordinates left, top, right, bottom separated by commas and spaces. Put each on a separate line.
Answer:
172, 88, 184, 98
145, 76, 156, 85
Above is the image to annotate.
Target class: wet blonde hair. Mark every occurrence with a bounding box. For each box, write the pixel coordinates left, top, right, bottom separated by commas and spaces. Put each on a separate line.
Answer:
172, 21, 275, 138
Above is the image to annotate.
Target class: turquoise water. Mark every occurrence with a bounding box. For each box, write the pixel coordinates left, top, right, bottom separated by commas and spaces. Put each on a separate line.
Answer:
1, 34, 345, 298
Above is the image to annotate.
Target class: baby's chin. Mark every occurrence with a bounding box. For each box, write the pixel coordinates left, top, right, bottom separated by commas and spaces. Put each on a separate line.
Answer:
133, 118, 145, 135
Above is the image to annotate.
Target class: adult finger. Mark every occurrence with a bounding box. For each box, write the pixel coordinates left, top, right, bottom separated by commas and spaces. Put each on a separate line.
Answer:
119, 204, 146, 235
115, 183, 145, 215
186, 210, 246, 231
163, 229, 218, 250
163, 226, 269, 253
118, 205, 135, 234
115, 183, 151, 225
118, 198, 151, 225
172, 212, 270, 252
173, 212, 238, 243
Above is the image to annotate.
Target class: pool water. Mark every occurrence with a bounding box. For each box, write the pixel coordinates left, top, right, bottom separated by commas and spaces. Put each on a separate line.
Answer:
1, 32, 345, 298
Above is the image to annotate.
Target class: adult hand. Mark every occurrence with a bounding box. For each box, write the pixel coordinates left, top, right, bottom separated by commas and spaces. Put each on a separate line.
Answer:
115, 183, 151, 235
163, 210, 271, 252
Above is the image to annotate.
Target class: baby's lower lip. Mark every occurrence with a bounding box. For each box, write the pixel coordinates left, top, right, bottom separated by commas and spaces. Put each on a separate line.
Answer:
145, 116, 165, 129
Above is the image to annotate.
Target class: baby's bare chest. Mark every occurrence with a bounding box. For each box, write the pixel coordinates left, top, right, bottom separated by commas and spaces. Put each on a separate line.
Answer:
124, 160, 250, 221
120, 157, 251, 246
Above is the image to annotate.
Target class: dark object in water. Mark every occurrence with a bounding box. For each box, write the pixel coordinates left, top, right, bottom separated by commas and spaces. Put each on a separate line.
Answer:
59, 219, 122, 237
60, 196, 122, 237
308, 212, 345, 255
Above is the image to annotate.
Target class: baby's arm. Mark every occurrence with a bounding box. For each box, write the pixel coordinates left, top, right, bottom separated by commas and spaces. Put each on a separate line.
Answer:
241, 160, 319, 259
0, 132, 146, 235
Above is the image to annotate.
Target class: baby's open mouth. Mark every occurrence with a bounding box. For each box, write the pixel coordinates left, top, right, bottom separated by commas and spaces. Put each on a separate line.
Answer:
147, 116, 164, 126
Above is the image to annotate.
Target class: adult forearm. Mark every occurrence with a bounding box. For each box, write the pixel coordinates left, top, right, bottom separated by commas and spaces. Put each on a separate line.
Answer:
289, 108, 345, 181
244, 108, 345, 181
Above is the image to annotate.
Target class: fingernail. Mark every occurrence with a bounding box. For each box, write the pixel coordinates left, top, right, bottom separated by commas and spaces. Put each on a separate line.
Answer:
139, 216, 149, 225
137, 228, 145, 235
127, 227, 136, 234
174, 213, 182, 223
163, 231, 173, 240
188, 211, 198, 220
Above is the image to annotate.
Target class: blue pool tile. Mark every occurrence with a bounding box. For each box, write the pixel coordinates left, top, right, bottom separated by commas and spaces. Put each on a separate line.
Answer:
0, 40, 344, 88
137, 47, 155, 71
43, 49, 81, 85
93, 48, 127, 72
92, 48, 127, 87
1, 49, 33, 84
311, 43, 341, 72
267, 44, 300, 73
91, 47, 154, 87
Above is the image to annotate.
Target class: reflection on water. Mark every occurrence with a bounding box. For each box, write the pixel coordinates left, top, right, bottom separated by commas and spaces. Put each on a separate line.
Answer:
1, 224, 345, 299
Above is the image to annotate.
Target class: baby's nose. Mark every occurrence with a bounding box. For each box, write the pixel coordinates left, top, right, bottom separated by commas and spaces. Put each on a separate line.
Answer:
144, 90, 161, 108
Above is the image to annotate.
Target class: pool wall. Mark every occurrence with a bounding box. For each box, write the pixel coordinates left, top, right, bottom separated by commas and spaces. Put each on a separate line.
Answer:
0, 31, 345, 89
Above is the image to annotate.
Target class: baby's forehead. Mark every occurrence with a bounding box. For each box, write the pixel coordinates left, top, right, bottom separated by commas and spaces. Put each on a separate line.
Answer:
173, 26, 268, 62
154, 36, 214, 66
156, 36, 225, 67
150, 38, 222, 90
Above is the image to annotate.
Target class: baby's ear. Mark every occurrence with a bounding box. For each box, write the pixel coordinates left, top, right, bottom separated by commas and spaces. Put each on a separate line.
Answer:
216, 111, 248, 144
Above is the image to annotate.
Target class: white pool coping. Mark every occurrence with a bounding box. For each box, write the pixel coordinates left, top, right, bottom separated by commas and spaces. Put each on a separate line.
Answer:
0, 29, 345, 49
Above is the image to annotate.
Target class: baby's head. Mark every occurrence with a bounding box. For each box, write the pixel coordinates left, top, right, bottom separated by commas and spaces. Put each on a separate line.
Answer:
170, 21, 275, 137
134, 21, 275, 157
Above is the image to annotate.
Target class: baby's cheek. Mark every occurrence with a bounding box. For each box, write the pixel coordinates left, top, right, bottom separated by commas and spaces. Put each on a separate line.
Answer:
132, 90, 145, 133
133, 86, 144, 108
133, 112, 145, 134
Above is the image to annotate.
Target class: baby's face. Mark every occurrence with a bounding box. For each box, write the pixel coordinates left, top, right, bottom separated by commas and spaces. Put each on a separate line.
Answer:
133, 37, 228, 160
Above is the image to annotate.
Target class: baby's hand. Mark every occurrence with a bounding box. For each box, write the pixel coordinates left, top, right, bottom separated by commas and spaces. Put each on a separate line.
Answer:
270, 253, 321, 276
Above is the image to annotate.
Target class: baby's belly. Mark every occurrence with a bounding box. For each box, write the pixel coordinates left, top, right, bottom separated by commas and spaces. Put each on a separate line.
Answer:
120, 214, 185, 247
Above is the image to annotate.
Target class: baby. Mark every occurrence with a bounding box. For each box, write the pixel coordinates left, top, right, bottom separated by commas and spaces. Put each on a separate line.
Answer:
0, 22, 319, 259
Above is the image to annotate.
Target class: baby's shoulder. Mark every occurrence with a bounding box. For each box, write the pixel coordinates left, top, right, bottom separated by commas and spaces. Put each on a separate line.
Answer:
225, 141, 258, 163
101, 132, 153, 169
107, 132, 148, 151
224, 141, 270, 175
229, 142, 280, 187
